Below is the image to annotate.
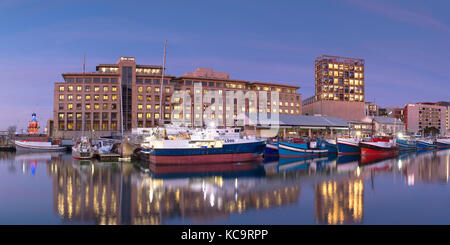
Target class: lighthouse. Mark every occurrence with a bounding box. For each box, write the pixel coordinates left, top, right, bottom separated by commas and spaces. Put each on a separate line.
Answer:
28, 113, 40, 134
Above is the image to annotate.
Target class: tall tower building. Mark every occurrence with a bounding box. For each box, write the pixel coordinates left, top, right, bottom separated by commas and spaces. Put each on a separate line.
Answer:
302, 55, 366, 121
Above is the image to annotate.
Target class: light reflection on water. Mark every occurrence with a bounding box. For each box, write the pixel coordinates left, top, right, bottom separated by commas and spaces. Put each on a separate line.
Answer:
0, 149, 449, 225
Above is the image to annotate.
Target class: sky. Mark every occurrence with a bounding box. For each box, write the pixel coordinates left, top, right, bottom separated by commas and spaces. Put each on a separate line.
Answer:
0, 0, 449, 131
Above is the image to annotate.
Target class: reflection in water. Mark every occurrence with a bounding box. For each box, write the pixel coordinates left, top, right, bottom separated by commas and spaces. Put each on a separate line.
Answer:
315, 179, 364, 225
0, 149, 449, 224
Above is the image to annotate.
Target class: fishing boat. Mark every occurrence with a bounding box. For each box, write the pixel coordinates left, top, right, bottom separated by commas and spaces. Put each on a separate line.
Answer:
396, 138, 416, 151
140, 127, 266, 164
416, 139, 436, 149
336, 138, 361, 155
436, 138, 450, 149
359, 140, 399, 158
324, 139, 338, 154
264, 142, 279, 156
72, 136, 94, 160
278, 140, 328, 158
14, 140, 66, 152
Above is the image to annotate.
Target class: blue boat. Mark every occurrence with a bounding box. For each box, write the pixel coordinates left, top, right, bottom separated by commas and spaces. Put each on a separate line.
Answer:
324, 139, 338, 154
416, 139, 436, 149
396, 139, 416, 151
264, 142, 279, 156
278, 142, 328, 158
337, 138, 361, 155
436, 139, 450, 149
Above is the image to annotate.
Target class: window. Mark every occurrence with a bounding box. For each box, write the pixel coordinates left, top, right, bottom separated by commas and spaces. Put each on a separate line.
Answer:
146, 104, 151, 110
58, 113, 64, 119
111, 86, 117, 92
103, 95, 108, 101
67, 104, 73, 109
146, 113, 151, 119
138, 104, 143, 110
112, 95, 117, 101
85, 95, 91, 100
77, 86, 82, 92
111, 104, 117, 110
102, 78, 109, 83
103, 104, 108, 110
137, 113, 143, 119
103, 86, 109, 92
85, 86, 91, 92
76, 95, 82, 101
94, 104, 99, 110
138, 95, 143, 101
68, 86, 73, 92
85, 104, 91, 110
138, 87, 143, 93
59, 95, 65, 101
59, 86, 64, 92
94, 95, 99, 101
94, 86, 99, 92
146, 87, 151, 93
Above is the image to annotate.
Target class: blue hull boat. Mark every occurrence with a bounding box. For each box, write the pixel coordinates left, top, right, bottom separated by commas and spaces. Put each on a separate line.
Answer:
416, 139, 436, 149
396, 139, 416, 151
324, 140, 338, 154
278, 142, 328, 158
337, 138, 361, 155
264, 142, 279, 156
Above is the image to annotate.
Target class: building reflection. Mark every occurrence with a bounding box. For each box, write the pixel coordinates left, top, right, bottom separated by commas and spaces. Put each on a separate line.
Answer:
47, 155, 302, 224
315, 178, 364, 225
403, 150, 450, 185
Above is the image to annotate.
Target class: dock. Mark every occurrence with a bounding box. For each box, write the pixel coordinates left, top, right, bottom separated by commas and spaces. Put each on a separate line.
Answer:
98, 153, 121, 161
0, 145, 15, 151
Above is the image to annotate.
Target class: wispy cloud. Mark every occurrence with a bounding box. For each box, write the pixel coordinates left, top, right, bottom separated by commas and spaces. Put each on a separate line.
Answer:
346, 0, 450, 33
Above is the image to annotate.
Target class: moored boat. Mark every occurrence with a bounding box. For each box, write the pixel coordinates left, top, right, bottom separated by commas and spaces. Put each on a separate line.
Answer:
436, 138, 450, 149
324, 139, 338, 154
337, 138, 361, 155
72, 137, 94, 160
142, 139, 266, 164
14, 140, 66, 152
396, 138, 416, 151
264, 142, 279, 156
416, 139, 436, 149
278, 141, 328, 158
359, 141, 399, 158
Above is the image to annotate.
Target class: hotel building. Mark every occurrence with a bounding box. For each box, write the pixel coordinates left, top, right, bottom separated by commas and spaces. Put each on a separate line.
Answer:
302, 55, 365, 121
52, 57, 302, 138
404, 102, 448, 135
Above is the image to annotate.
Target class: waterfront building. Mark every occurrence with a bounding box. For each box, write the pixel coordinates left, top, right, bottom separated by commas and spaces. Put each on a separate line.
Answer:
404, 102, 448, 136
302, 55, 365, 121
52, 57, 302, 139
359, 116, 405, 137
365, 102, 379, 117
348, 120, 373, 138
386, 106, 405, 122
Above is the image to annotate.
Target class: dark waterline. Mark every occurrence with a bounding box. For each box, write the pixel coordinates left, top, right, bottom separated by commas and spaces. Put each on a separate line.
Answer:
0, 149, 449, 225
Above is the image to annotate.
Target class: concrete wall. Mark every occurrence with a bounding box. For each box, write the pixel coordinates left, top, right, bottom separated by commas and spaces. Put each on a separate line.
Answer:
302, 100, 365, 121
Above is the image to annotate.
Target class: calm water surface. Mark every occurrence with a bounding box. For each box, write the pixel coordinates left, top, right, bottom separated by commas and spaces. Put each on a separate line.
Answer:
0, 149, 449, 225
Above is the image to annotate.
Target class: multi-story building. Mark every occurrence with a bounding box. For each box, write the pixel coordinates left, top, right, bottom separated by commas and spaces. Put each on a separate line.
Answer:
404, 102, 447, 135
436, 101, 450, 135
386, 106, 405, 122
52, 57, 302, 138
365, 102, 378, 116
302, 55, 365, 121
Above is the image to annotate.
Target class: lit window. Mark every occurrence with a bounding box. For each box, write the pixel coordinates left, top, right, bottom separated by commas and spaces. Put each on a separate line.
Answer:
103, 95, 108, 101
77, 86, 82, 91
68, 86, 73, 92
137, 113, 143, 119
146, 87, 151, 93
103, 86, 108, 92
138, 95, 143, 101
112, 86, 117, 92
138, 87, 143, 93
146, 104, 151, 110
94, 104, 99, 110
59, 95, 64, 100
59, 86, 65, 92
94, 86, 99, 92
154, 113, 160, 119
85, 95, 91, 100
68, 95, 73, 101
138, 104, 143, 110
85, 104, 91, 110
146, 113, 151, 119
77, 95, 82, 101
67, 104, 73, 109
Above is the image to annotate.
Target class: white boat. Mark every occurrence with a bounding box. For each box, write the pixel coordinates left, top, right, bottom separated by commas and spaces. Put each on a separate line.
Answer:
14, 140, 66, 152
72, 137, 94, 160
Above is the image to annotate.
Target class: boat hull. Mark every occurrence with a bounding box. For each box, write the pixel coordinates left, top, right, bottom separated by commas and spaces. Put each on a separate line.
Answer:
396, 139, 416, 151
359, 142, 399, 158
143, 141, 266, 165
337, 140, 361, 155
264, 143, 279, 156
436, 139, 450, 149
324, 141, 338, 154
14, 141, 67, 153
278, 142, 328, 158
416, 140, 436, 149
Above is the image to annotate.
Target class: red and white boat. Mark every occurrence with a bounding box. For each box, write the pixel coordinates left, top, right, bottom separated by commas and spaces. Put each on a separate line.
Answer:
359, 139, 399, 158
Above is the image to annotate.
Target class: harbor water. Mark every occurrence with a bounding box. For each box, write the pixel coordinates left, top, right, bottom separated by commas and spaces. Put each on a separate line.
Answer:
0, 149, 449, 225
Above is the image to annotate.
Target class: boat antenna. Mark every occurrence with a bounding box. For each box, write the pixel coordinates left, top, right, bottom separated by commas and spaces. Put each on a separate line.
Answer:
159, 40, 167, 127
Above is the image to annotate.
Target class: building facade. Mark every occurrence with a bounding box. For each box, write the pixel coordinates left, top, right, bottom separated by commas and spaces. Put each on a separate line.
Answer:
52, 57, 302, 138
404, 102, 448, 136
302, 55, 365, 121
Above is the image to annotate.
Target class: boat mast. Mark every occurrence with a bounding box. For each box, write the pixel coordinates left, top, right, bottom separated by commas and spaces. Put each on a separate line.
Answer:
159, 40, 167, 127
82, 53, 86, 138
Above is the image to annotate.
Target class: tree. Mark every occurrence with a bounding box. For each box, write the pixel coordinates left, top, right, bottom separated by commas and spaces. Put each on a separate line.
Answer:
7, 125, 17, 135
422, 126, 440, 136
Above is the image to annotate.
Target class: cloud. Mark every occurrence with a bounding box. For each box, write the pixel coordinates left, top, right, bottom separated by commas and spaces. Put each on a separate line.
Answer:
346, 0, 450, 33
